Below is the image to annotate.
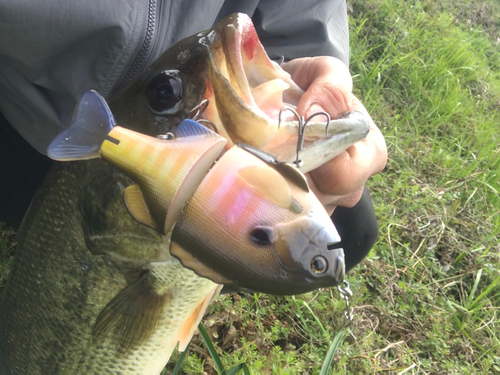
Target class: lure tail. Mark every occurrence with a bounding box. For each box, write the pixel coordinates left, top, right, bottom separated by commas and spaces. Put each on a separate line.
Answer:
47, 90, 116, 161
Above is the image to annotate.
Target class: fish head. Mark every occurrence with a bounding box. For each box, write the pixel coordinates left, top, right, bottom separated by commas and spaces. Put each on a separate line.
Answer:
109, 13, 369, 172
171, 146, 345, 295
108, 28, 217, 135
109, 13, 303, 147
252, 215, 345, 290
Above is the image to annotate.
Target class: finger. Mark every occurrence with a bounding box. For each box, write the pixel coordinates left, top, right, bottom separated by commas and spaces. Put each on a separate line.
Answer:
283, 56, 353, 92
298, 81, 353, 119
306, 173, 365, 214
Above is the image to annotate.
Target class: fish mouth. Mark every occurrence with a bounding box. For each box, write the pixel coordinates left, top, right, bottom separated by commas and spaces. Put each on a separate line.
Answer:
270, 217, 346, 287
201, 13, 304, 148
212, 13, 299, 116
202, 13, 370, 159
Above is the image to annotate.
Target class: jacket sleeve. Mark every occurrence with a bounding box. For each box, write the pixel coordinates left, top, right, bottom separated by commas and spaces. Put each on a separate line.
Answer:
252, 0, 349, 66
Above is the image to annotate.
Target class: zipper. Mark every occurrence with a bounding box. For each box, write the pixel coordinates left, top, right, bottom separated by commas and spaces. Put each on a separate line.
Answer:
111, 0, 159, 97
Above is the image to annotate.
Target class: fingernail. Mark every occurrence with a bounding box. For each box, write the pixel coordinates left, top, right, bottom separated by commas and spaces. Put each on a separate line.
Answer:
305, 103, 326, 117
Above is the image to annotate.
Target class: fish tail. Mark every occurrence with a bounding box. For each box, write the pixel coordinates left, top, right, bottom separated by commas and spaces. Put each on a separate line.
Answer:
47, 90, 116, 161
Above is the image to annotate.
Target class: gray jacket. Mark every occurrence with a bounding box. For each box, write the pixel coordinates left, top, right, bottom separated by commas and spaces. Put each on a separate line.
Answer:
0, 0, 349, 154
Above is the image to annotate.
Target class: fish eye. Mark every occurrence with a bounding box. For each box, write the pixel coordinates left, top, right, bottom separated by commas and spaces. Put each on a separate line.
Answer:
145, 70, 183, 114
311, 255, 328, 275
250, 228, 273, 246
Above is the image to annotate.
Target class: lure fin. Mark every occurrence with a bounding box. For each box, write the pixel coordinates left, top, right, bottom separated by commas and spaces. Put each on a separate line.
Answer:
93, 271, 171, 354
123, 184, 159, 231
238, 143, 309, 192
272, 163, 309, 193
47, 90, 115, 161
238, 166, 299, 211
173, 119, 219, 138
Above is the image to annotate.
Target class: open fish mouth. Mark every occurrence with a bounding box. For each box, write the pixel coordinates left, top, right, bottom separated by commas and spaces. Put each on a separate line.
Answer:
199, 13, 370, 165
200, 13, 306, 148
211, 14, 302, 118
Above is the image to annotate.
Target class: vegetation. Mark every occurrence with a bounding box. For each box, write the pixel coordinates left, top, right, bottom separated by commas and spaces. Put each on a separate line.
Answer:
2, 0, 499, 373
167, 0, 500, 372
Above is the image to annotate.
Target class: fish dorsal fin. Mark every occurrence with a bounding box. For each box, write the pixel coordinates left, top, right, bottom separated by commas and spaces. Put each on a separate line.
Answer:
237, 143, 309, 192
238, 166, 296, 211
47, 90, 116, 161
93, 271, 171, 354
177, 285, 222, 352
173, 119, 218, 138
237, 142, 278, 164
123, 184, 159, 231
170, 241, 232, 285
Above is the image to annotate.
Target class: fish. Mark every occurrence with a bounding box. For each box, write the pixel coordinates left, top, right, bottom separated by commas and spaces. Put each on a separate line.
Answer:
1, 12, 368, 374
109, 13, 370, 173
48, 89, 345, 294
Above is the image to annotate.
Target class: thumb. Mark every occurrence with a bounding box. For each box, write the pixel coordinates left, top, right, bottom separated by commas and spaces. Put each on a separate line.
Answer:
298, 81, 353, 119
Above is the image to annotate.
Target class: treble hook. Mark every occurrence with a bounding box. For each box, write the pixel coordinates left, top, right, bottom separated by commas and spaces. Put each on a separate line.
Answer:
278, 107, 304, 167
188, 99, 219, 134
189, 99, 209, 121
304, 111, 331, 137
196, 119, 219, 134
278, 107, 331, 168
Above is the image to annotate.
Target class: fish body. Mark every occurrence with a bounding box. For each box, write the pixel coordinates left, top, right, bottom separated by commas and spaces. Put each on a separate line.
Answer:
1, 12, 366, 374
0, 158, 221, 374
48, 90, 345, 294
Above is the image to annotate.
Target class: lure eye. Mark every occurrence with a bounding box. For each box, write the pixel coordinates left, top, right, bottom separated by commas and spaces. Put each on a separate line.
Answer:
250, 228, 273, 246
311, 255, 328, 275
145, 70, 183, 114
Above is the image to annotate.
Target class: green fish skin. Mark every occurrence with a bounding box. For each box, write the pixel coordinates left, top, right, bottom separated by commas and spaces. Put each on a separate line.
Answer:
0, 161, 220, 374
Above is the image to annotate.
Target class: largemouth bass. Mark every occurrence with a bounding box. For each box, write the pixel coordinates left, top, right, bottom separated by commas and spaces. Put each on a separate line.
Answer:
110, 13, 370, 173
1, 13, 367, 374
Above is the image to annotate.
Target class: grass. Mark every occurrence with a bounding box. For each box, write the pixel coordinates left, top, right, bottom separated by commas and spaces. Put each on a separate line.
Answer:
2, 0, 500, 373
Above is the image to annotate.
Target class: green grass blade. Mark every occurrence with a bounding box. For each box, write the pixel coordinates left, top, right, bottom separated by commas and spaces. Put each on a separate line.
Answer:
172, 347, 189, 375
319, 328, 346, 375
227, 363, 251, 375
198, 323, 226, 375
468, 273, 500, 311
466, 269, 483, 309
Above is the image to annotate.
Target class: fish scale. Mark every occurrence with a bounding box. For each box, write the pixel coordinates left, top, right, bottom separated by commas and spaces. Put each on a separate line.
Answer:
1, 162, 218, 374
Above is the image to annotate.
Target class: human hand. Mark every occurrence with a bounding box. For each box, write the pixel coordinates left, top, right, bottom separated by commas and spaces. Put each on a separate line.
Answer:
282, 57, 387, 214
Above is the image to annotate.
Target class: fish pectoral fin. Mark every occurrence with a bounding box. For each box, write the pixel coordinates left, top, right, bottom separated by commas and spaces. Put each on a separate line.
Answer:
47, 90, 115, 161
177, 284, 222, 352
93, 271, 171, 354
123, 184, 160, 231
